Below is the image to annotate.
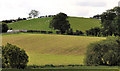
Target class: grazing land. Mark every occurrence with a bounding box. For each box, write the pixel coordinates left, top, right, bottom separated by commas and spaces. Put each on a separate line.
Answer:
8, 17, 101, 32
2, 33, 105, 65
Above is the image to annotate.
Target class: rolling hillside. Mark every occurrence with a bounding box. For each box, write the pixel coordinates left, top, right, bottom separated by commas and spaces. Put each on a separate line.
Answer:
2, 33, 105, 65
8, 17, 101, 32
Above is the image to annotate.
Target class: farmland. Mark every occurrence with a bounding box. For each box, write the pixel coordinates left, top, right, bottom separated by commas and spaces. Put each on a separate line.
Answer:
8, 17, 101, 32
2, 33, 105, 65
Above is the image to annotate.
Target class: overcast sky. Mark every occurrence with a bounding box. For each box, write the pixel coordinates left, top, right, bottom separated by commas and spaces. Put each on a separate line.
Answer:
0, 0, 120, 21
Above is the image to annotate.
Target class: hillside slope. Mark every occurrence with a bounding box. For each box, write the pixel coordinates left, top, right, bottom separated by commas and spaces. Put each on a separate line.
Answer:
2, 33, 105, 65
8, 17, 101, 32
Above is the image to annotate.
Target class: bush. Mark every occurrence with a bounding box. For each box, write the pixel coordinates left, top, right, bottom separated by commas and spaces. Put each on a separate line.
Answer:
2, 43, 29, 69
67, 28, 73, 35
85, 37, 120, 66
79, 31, 84, 35
86, 27, 101, 36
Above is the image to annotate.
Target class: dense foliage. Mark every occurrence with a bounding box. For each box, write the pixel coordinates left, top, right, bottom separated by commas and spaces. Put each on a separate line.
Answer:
86, 27, 101, 36
2, 23, 8, 33
49, 12, 70, 34
100, 6, 120, 36
88, 6, 120, 37
2, 43, 29, 69
85, 37, 120, 66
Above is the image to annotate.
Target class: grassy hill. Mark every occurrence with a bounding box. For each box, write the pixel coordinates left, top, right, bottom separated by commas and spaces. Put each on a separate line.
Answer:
2, 33, 105, 65
8, 17, 101, 32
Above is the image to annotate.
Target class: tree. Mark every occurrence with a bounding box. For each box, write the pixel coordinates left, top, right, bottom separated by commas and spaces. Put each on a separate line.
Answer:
29, 10, 39, 18
112, 16, 120, 35
2, 43, 29, 69
100, 6, 120, 36
49, 12, 70, 34
2, 23, 9, 33
85, 37, 120, 66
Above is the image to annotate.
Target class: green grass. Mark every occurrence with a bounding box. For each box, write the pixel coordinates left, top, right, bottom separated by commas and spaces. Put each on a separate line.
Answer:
8, 17, 101, 32
2, 69, 119, 71
2, 33, 105, 65
68, 17, 101, 32
2, 66, 119, 71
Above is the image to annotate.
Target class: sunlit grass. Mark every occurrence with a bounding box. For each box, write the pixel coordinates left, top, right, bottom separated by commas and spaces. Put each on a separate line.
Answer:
2, 33, 105, 65
8, 17, 101, 32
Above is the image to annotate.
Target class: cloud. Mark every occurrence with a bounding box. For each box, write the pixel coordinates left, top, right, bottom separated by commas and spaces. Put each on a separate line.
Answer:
0, 0, 119, 20
77, 1, 106, 7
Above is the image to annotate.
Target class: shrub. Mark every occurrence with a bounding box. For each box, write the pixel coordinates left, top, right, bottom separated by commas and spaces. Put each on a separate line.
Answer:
67, 28, 73, 35
48, 31, 53, 34
2, 43, 29, 69
41, 31, 47, 34
85, 37, 120, 66
86, 27, 101, 36
79, 31, 84, 35
56, 31, 61, 34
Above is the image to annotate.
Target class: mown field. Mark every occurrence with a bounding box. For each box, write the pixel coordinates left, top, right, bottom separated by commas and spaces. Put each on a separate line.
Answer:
2, 33, 105, 65
8, 17, 101, 32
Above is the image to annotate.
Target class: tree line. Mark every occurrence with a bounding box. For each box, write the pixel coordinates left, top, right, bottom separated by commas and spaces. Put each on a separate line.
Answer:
85, 6, 120, 66
90, 6, 120, 37
2, 7, 120, 37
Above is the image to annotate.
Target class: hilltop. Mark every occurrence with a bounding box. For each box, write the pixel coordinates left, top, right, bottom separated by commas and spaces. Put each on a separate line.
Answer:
8, 17, 101, 32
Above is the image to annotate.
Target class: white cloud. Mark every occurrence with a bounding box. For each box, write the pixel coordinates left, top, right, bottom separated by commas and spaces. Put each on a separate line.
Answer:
0, 0, 119, 21
77, 1, 106, 7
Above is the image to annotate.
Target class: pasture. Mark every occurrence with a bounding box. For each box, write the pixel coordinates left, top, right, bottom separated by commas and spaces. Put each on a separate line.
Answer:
8, 17, 101, 32
2, 33, 105, 65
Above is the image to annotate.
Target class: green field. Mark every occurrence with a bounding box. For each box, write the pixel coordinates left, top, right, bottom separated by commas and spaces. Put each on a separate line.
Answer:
2, 33, 105, 65
2, 69, 119, 71
8, 17, 101, 32
2, 66, 119, 71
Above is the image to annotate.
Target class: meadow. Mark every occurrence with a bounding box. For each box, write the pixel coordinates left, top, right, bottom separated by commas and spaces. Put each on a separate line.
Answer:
8, 17, 101, 32
2, 33, 105, 65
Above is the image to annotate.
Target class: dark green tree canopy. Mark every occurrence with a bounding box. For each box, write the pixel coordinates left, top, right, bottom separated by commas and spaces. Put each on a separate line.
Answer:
2, 43, 29, 69
85, 37, 120, 66
2, 23, 8, 33
49, 12, 70, 34
100, 6, 120, 36
86, 27, 101, 36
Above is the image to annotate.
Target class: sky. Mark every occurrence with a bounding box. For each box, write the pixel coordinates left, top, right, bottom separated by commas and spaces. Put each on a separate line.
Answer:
0, 0, 120, 21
